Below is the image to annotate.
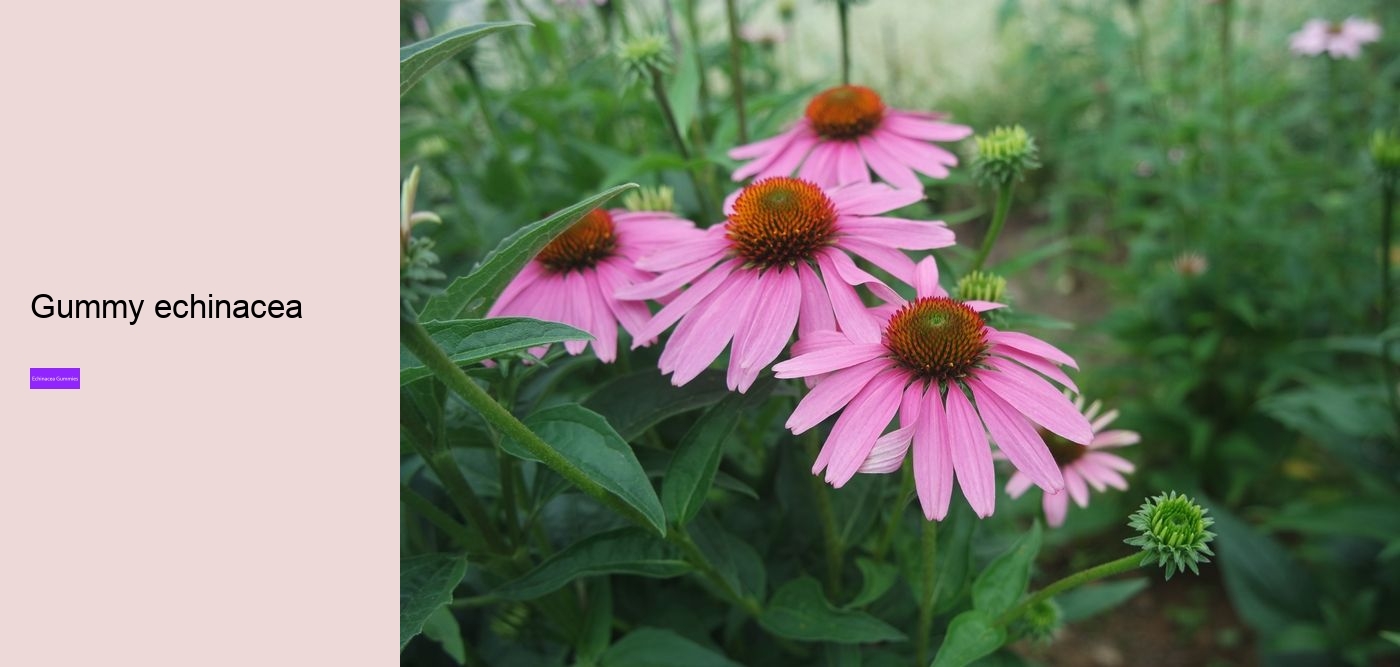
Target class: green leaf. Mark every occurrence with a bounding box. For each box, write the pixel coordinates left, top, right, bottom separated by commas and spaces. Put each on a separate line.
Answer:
502, 403, 668, 535
759, 577, 907, 644
421, 607, 466, 665
399, 317, 590, 385
495, 528, 690, 600
688, 515, 767, 601
666, 36, 701, 137
576, 578, 614, 666
662, 379, 774, 524
1205, 500, 1320, 634
418, 184, 638, 322
930, 610, 1007, 667
583, 370, 730, 442
848, 557, 899, 608
1056, 578, 1149, 623
601, 627, 742, 667
400, 21, 532, 96
400, 553, 468, 650
971, 522, 1042, 617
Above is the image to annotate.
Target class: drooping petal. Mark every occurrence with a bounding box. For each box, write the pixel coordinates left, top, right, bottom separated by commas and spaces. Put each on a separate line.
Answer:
632, 259, 741, 344
661, 270, 758, 385
871, 130, 951, 179
729, 127, 799, 160
487, 261, 548, 317
828, 183, 924, 215
913, 256, 943, 299
992, 346, 1079, 393
967, 379, 1064, 493
785, 358, 890, 433
820, 247, 903, 304
857, 135, 921, 189
977, 359, 1094, 444
634, 233, 732, 272
818, 372, 907, 487
616, 254, 722, 301
881, 112, 974, 142
988, 330, 1079, 369
816, 251, 882, 343
1005, 471, 1034, 499
832, 140, 872, 186
913, 385, 955, 520
1084, 451, 1136, 475
1042, 490, 1069, 527
1090, 408, 1120, 433
581, 269, 618, 362
1090, 429, 1140, 449
859, 382, 925, 474
595, 260, 655, 343
839, 216, 955, 250
837, 237, 917, 286
944, 387, 996, 518
797, 262, 837, 337
729, 268, 803, 392
790, 330, 851, 357
798, 141, 841, 186
772, 343, 888, 378
1063, 468, 1090, 508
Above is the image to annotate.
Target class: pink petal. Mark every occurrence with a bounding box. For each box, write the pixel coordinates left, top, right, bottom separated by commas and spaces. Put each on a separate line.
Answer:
660, 271, 758, 385
797, 262, 836, 337
486, 261, 548, 318
944, 387, 996, 518
1073, 461, 1108, 492
828, 183, 924, 215
832, 140, 871, 186
837, 237, 917, 286
816, 252, 882, 343
857, 135, 921, 189
871, 130, 951, 179
1005, 471, 1034, 499
821, 247, 903, 304
634, 233, 731, 271
560, 272, 591, 355
791, 330, 851, 357
882, 113, 974, 142
772, 343, 887, 378
785, 359, 891, 434
839, 216, 955, 250
1090, 408, 1120, 433
993, 346, 1079, 393
729, 127, 799, 160
978, 359, 1094, 444
729, 268, 803, 392
1064, 468, 1090, 508
967, 379, 1064, 493
859, 383, 925, 473
632, 259, 741, 343
1090, 429, 1140, 449
987, 330, 1079, 369
581, 270, 618, 362
616, 253, 722, 301
733, 127, 816, 181
798, 141, 840, 186
913, 257, 943, 298
1084, 451, 1135, 476
595, 260, 655, 342
818, 372, 907, 486
914, 385, 955, 520
1042, 490, 1069, 527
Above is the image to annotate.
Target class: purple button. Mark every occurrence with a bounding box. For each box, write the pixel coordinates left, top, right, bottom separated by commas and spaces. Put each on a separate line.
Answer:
31, 368, 80, 389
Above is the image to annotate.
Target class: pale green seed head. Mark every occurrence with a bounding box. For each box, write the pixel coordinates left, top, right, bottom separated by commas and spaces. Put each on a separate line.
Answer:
955, 270, 1008, 304
972, 125, 1041, 187
617, 34, 672, 84
1124, 491, 1216, 580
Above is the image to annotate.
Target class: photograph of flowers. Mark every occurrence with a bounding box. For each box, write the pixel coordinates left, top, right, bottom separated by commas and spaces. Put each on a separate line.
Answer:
400, 1, 1400, 664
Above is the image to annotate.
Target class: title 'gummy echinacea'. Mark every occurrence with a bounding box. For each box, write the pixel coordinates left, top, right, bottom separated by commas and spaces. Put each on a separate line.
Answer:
1005, 394, 1139, 527
488, 207, 700, 362
772, 258, 1092, 520
619, 177, 953, 392
729, 85, 972, 189
1290, 17, 1381, 59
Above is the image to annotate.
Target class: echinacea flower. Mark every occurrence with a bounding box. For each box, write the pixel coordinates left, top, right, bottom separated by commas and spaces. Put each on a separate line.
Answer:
1290, 17, 1381, 59
728, 85, 972, 189
771, 258, 1092, 520
1005, 394, 1139, 527
488, 207, 699, 362
620, 177, 953, 392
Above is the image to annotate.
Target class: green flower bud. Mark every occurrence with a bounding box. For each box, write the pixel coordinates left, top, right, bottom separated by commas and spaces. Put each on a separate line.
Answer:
1019, 598, 1062, 642
622, 185, 676, 213
616, 34, 672, 85
1372, 128, 1400, 173
972, 125, 1041, 188
955, 270, 1007, 303
777, 0, 796, 21
1124, 491, 1216, 580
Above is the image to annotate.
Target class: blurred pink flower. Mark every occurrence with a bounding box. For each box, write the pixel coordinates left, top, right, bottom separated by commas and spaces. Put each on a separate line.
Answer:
619, 177, 953, 392
488, 208, 699, 362
1006, 395, 1138, 527
1290, 17, 1381, 59
729, 85, 972, 189
772, 257, 1092, 520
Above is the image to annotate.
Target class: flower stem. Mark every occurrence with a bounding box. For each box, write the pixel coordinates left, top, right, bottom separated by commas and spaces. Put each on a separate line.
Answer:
838, 1, 851, 85
914, 521, 939, 666
872, 467, 912, 562
803, 429, 844, 599
647, 64, 717, 224
972, 185, 1015, 272
994, 553, 1144, 627
724, 0, 749, 144
405, 429, 508, 555
671, 527, 765, 617
401, 484, 478, 550
400, 315, 663, 535
1380, 173, 1400, 437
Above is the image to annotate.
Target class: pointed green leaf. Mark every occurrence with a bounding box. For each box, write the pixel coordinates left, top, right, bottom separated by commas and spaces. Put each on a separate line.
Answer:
759, 577, 907, 644
400, 21, 532, 96
399, 317, 589, 385
501, 403, 667, 535
662, 379, 773, 524
495, 528, 690, 600
419, 184, 638, 322
971, 522, 1042, 617
584, 370, 730, 442
848, 557, 899, 608
400, 554, 468, 650
601, 627, 742, 667
421, 607, 466, 665
931, 610, 1007, 667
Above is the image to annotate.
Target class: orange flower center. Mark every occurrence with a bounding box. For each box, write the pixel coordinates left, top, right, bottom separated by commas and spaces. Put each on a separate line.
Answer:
537, 208, 617, 272
883, 297, 988, 381
805, 85, 886, 140
725, 177, 838, 268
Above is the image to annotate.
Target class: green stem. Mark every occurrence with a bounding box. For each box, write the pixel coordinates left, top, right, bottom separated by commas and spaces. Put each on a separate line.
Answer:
803, 429, 844, 599
671, 528, 764, 617
647, 64, 717, 224
994, 553, 1144, 627
724, 0, 748, 144
838, 1, 851, 85
401, 485, 478, 550
498, 448, 524, 548
915, 521, 939, 666
400, 315, 663, 535
972, 185, 1015, 272
872, 467, 912, 562
1381, 174, 1399, 438
407, 435, 508, 555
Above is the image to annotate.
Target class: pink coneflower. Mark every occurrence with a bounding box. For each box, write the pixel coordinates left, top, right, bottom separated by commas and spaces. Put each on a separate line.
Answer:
488, 208, 699, 362
1290, 17, 1382, 59
619, 177, 953, 392
771, 258, 1092, 520
728, 85, 972, 189
1005, 395, 1138, 527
